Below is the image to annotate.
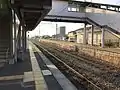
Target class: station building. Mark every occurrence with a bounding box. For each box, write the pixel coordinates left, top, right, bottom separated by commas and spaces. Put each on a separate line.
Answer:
56, 26, 66, 40
68, 26, 120, 47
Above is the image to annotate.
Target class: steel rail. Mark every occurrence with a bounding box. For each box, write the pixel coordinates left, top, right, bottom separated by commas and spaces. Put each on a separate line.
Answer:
34, 42, 102, 90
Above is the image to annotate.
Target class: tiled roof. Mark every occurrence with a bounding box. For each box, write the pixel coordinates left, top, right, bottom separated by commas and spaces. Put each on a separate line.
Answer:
68, 26, 100, 34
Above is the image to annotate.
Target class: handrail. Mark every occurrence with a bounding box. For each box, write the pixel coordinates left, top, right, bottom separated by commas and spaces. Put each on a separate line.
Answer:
76, 44, 120, 54
69, 1, 120, 12
86, 17, 120, 35
5, 48, 9, 63
43, 39, 120, 54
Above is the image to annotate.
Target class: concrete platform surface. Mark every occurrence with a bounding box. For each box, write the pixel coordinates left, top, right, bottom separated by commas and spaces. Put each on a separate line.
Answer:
0, 41, 78, 90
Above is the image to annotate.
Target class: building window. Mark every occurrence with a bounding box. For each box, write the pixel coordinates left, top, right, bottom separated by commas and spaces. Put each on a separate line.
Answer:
68, 7, 71, 11
108, 6, 116, 10
68, 3, 79, 12
101, 5, 107, 9
71, 7, 77, 11
68, 4, 85, 12
68, 6, 78, 12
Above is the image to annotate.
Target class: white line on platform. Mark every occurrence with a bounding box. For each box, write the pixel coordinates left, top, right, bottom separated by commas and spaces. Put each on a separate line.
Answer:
34, 44, 78, 90
42, 70, 52, 76
29, 42, 48, 90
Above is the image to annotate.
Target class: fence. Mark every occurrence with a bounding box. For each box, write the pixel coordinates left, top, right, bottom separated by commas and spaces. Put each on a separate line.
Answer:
77, 45, 120, 67
41, 39, 120, 67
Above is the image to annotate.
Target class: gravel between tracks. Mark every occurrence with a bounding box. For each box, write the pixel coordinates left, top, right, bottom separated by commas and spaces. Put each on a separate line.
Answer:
33, 40, 120, 90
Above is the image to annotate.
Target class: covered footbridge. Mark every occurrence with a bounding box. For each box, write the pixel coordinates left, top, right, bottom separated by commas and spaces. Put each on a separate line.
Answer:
44, 0, 120, 47
0, 0, 120, 65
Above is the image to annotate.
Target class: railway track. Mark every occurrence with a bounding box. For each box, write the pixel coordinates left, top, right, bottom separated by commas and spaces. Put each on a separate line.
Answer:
32, 40, 120, 90
41, 41, 118, 71
33, 43, 102, 90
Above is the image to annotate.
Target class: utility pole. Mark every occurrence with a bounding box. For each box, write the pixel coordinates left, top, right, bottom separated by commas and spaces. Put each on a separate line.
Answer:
39, 26, 41, 41
56, 23, 58, 39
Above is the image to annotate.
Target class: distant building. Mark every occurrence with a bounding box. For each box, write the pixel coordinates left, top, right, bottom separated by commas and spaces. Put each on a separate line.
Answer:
68, 26, 120, 47
68, 31, 77, 42
56, 26, 66, 40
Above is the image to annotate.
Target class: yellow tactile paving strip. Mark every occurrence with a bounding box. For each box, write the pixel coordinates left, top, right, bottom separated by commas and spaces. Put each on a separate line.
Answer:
23, 71, 34, 83
0, 75, 23, 81
29, 42, 47, 90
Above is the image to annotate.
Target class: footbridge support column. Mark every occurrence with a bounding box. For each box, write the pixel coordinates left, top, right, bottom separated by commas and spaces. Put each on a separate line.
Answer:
101, 28, 105, 48
83, 23, 87, 44
91, 25, 94, 46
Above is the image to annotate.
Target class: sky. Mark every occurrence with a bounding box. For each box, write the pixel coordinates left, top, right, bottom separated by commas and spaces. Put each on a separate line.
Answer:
28, 21, 84, 37
75, 0, 120, 5
28, 0, 120, 37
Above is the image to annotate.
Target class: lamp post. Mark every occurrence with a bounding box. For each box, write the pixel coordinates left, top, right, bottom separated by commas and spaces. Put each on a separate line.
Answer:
56, 23, 58, 39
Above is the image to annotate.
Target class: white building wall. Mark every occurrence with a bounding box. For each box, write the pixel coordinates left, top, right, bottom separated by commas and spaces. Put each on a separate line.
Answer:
87, 30, 120, 45
88, 33, 92, 44
88, 32, 101, 45
77, 33, 83, 43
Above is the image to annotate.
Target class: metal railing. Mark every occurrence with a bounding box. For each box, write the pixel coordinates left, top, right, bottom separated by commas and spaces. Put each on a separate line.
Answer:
5, 48, 9, 63
77, 45, 120, 67
41, 39, 120, 67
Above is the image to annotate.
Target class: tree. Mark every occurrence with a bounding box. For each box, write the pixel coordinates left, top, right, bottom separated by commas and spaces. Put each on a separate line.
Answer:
65, 34, 69, 40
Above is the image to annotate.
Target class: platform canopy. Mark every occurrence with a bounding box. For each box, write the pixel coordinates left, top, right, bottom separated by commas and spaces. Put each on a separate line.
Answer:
10, 0, 52, 31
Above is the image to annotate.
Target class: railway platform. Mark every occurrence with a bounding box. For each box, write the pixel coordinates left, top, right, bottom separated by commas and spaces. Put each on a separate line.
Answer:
0, 41, 78, 90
